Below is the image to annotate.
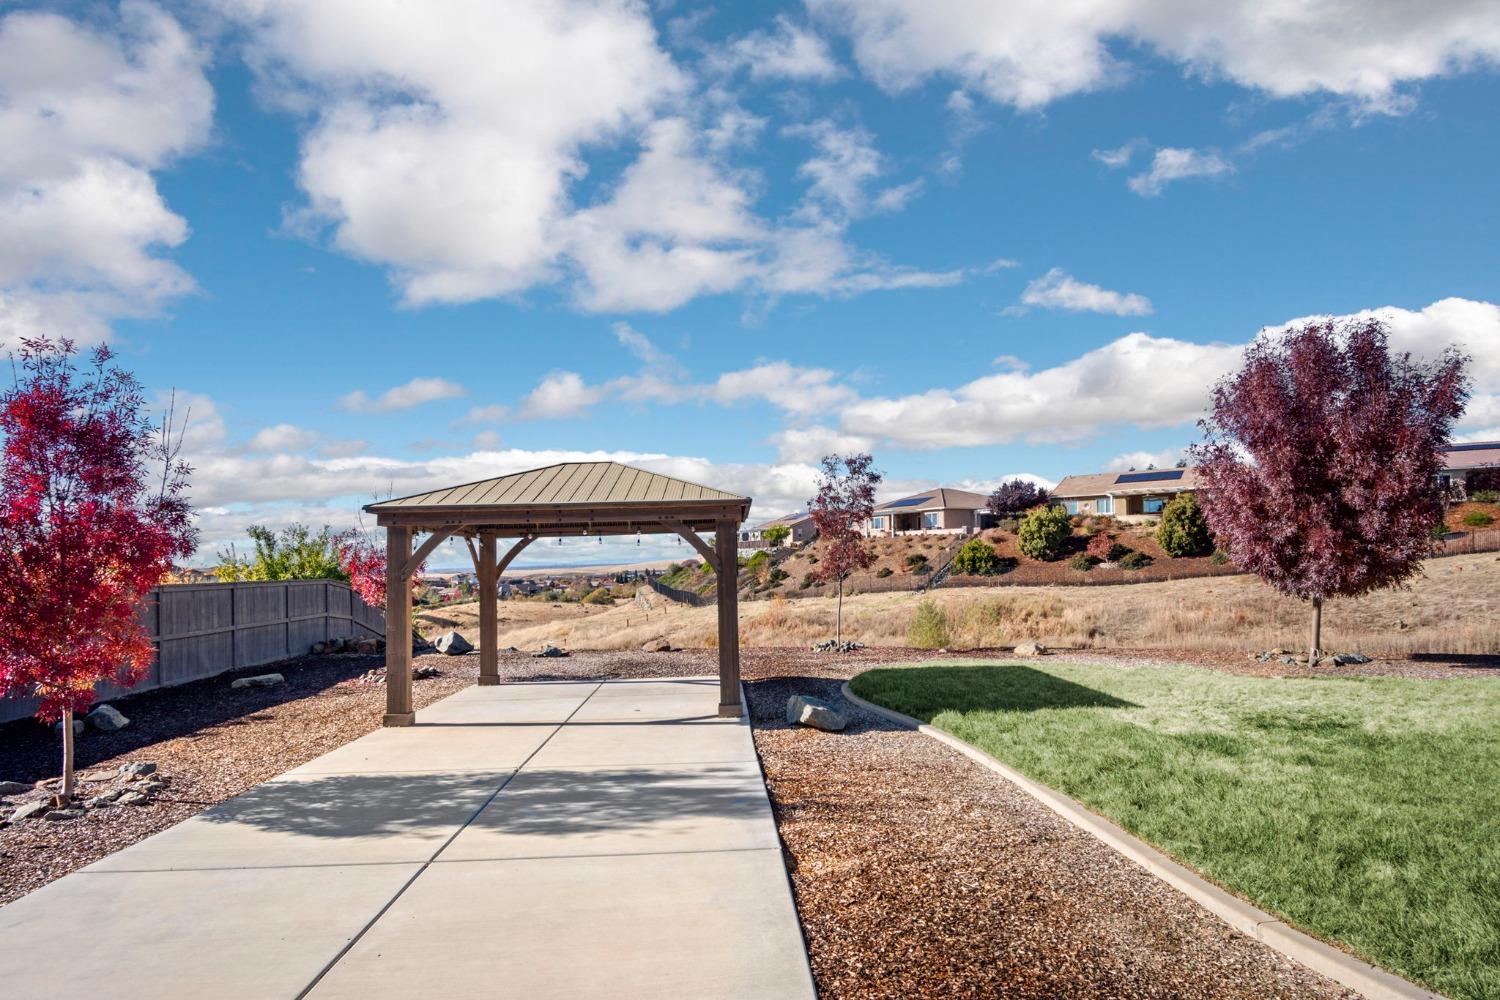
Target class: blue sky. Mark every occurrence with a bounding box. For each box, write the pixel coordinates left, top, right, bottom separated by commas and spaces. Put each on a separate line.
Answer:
4, 1, 1499, 567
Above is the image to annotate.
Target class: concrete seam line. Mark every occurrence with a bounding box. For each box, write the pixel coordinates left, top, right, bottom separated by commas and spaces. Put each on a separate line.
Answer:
744, 679, 822, 999
840, 681, 1443, 1000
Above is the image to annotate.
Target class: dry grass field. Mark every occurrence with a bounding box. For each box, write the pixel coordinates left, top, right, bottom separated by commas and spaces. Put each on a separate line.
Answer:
484, 551, 1500, 657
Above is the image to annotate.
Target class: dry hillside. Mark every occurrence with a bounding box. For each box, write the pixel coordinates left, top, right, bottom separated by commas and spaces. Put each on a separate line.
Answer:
486, 551, 1500, 658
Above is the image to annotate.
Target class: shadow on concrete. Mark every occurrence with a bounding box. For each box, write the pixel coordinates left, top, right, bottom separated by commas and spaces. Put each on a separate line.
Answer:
192, 765, 763, 841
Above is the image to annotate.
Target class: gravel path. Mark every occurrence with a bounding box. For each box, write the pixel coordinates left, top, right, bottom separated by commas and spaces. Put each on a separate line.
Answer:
2, 645, 1475, 995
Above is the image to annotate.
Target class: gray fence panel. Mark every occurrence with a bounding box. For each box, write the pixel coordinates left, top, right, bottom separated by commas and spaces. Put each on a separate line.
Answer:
0, 580, 386, 725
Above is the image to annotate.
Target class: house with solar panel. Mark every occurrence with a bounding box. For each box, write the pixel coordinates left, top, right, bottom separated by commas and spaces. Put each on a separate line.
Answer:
1049, 466, 1202, 521
865, 487, 991, 536
1439, 440, 1500, 497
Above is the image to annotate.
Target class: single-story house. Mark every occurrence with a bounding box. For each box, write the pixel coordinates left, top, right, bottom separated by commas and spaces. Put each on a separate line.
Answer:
1050, 466, 1202, 521
865, 487, 989, 536
1439, 441, 1500, 496
740, 511, 817, 548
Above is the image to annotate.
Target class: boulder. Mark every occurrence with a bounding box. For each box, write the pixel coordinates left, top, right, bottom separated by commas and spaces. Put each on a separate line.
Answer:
642, 638, 674, 653
87, 789, 126, 807
413, 665, 441, 680
531, 644, 569, 658
53, 719, 86, 737
1334, 652, 1372, 665
0, 780, 31, 796
79, 771, 114, 783
1013, 641, 1047, 657
118, 761, 157, 778
434, 631, 473, 655
786, 695, 847, 732
9, 801, 51, 823
118, 791, 151, 806
353, 638, 383, 655
44, 808, 84, 822
87, 704, 130, 732
231, 673, 285, 689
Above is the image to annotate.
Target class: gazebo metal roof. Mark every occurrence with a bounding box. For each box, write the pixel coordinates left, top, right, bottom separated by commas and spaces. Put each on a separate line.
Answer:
368, 461, 751, 725
364, 461, 750, 536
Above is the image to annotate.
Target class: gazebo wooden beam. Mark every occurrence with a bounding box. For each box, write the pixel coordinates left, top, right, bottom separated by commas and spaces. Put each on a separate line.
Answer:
658, 520, 719, 574
400, 527, 458, 578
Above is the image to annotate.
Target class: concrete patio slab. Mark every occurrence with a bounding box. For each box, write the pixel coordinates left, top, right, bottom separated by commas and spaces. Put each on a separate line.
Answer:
308, 850, 816, 1000
0, 676, 813, 1000
0, 863, 421, 1000
527, 718, 758, 768
441, 761, 778, 860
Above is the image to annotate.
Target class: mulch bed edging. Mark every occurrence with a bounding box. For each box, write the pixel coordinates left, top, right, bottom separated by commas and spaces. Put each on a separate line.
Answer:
840, 679, 1444, 1000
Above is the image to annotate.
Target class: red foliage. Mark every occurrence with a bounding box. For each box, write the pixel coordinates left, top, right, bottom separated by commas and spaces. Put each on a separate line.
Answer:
335, 527, 428, 612
808, 453, 882, 584
1084, 532, 1115, 561
0, 340, 196, 722
1191, 318, 1468, 610
336, 532, 388, 610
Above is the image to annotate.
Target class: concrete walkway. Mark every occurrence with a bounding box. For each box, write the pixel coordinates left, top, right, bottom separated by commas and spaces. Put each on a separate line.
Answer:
0, 678, 816, 999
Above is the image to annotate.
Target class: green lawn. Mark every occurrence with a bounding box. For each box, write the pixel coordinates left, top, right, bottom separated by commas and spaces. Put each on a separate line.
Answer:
849, 660, 1500, 1000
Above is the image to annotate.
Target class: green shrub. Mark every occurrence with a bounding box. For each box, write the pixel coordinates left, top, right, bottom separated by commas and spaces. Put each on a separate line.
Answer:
581, 587, 614, 605
1069, 553, 1096, 572
1209, 549, 1230, 566
1462, 510, 1495, 528
799, 572, 815, 590
745, 550, 770, 575
950, 537, 1000, 575
1472, 489, 1500, 504
876, 566, 893, 578
1017, 504, 1072, 560
1119, 551, 1153, 570
907, 600, 949, 649
1156, 493, 1213, 556
996, 517, 1020, 533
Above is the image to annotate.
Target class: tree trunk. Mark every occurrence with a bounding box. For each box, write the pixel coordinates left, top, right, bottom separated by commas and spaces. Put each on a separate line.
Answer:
60, 708, 75, 804
1308, 596, 1323, 664
836, 580, 844, 644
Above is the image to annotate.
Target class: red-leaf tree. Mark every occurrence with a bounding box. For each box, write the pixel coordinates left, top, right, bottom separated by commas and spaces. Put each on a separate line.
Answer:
336, 531, 389, 610
987, 477, 1050, 518
1191, 319, 1468, 663
807, 453, 882, 644
0, 340, 196, 801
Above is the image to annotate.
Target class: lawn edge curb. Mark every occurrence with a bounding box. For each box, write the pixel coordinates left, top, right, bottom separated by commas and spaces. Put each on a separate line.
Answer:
840, 679, 1444, 1000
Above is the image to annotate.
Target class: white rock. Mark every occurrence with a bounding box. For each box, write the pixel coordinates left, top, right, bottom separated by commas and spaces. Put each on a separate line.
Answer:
87, 704, 129, 732
231, 673, 285, 689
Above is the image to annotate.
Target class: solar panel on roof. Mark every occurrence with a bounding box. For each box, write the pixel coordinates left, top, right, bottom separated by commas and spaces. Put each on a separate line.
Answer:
1114, 469, 1185, 485
882, 496, 933, 508
1444, 442, 1500, 453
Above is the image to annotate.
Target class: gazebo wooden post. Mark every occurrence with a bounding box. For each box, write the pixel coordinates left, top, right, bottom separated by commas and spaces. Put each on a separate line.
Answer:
715, 517, 742, 717
383, 524, 415, 726
478, 532, 499, 686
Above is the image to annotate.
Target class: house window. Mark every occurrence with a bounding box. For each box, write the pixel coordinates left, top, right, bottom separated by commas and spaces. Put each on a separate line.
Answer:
871, 516, 884, 530
1097, 496, 1112, 514
923, 512, 939, 529
1063, 500, 1080, 515
1143, 497, 1165, 514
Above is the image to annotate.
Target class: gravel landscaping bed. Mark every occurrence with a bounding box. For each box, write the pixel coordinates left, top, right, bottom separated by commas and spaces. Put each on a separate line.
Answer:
2, 643, 1480, 995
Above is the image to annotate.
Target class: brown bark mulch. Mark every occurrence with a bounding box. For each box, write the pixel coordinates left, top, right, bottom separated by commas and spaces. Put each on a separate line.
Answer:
2, 645, 1482, 996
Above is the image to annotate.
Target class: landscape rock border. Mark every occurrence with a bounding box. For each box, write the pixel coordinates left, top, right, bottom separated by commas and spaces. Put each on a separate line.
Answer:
840, 678, 1443, 1000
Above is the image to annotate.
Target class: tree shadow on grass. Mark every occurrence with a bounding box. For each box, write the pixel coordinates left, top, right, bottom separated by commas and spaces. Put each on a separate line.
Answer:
852, 664, 1139, 721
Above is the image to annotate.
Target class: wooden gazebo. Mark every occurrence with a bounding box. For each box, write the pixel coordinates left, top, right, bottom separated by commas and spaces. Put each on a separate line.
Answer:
364, 462, 751, 725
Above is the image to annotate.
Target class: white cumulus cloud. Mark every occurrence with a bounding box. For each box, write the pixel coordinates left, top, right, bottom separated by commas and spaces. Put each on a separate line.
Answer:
1019, 268, 1153, 316
339, 376, 466, 414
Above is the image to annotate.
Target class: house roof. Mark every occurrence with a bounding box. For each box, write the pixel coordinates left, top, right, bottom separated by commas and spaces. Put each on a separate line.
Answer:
875, 487, 989, 513
1443, 441, 1500, 471
751, 510, 813, 530
1052, 467, 1203, 499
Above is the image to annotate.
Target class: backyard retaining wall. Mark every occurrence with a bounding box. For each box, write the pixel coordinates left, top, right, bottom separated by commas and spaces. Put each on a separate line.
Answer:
0, 580, 385, 725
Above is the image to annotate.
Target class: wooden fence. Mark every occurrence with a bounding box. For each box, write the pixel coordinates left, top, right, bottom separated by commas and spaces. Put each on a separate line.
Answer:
0, 580, 384, 725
